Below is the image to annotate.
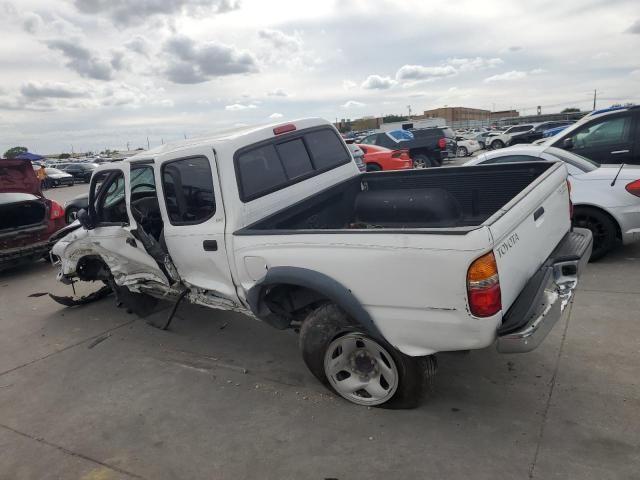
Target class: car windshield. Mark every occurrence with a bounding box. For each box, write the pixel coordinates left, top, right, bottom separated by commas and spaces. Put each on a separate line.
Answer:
45, 168, 64, 175
545, 147, 600, 172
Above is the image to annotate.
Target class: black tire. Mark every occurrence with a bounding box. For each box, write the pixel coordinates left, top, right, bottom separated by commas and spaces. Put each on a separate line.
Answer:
456, 146, 468, 157
66, 207, 79, 225
69, 181, 74, 187
299, 303, 437, 409
366, 163, 382, 172
412, 154, 435, 169
491, 139, 504, 149
479, 141, 485, 150
573, 206, 617, 261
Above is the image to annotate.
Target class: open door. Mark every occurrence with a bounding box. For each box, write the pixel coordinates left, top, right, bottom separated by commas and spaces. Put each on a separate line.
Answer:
84, 164, 170, 287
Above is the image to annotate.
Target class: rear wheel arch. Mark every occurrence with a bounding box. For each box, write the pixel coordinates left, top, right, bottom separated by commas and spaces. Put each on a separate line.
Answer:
573, 204, 621, 239
246, 267, 382, 338
366, 162, 382, 172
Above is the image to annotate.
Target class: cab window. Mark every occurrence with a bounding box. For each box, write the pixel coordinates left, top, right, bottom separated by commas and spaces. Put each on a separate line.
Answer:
162, 157, 216, 225
570, 115, 632, 148
92, 170, 128, 224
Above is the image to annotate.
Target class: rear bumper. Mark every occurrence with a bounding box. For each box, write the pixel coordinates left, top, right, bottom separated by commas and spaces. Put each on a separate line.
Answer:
496, 228, 593, 353
0, 240, 53, 268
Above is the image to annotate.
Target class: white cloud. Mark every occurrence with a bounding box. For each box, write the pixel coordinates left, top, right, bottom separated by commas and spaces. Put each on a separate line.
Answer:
342, 100, 365, 109
269, 112, 283, 119
361, 75, 396, 90
22, 12, 43, 34
21, 81, 88, 99
447, 57, 503, 72
267, 88, 288, 97
46, 39, 114, 80
258, 29, 301, 51
484, 70, 527, 82
530, 68, 546, 74
625, 19, 640, 34
396, 64, 457, 81
342, 80, 357, 89
225, 103, 258, 111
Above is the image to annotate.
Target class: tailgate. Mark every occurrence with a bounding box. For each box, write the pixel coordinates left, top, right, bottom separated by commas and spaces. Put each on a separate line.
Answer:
489, 163, 571, 312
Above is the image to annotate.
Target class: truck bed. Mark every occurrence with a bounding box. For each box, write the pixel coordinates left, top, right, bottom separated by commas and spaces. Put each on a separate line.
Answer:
238, 163, 554, 233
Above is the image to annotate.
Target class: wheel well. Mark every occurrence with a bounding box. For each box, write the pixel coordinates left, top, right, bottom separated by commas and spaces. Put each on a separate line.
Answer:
261, 284, 330, 328
410, 148, 429, 157
76, 255, 111, 281
573, 204, 622, 240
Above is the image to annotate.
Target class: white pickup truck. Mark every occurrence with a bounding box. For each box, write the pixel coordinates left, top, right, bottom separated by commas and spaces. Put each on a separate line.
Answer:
51, 118, 592, 408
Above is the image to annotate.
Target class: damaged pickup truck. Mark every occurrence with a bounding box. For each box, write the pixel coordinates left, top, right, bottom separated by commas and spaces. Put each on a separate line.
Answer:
51, 118, 592, 408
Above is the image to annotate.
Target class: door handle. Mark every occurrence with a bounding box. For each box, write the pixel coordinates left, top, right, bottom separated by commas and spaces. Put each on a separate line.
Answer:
203, 240, 218, 251
534, 206, 545, 221
611, 150, 630, 155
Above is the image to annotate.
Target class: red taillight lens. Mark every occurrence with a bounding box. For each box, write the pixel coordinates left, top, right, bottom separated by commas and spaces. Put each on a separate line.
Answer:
438, 137, 447, 149
625, 179, 640, 198
467, 252, 501, 317
273, 123, 296, 135
391, 149, 409, 158
50, 201, 64, 220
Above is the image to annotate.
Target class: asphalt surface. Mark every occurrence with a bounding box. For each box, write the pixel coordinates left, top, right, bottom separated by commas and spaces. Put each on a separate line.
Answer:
1, 175, 638, 479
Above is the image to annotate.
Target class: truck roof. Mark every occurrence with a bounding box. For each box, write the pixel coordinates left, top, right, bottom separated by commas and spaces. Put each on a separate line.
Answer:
126, 117, 331, 164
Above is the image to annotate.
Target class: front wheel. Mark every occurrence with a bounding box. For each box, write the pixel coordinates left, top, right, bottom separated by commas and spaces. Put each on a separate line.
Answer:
491, 139, 504, 149
456, 146, 468, 157
299, 304, 437, 408
573, 207, 617, 261
412, 154, 435, 169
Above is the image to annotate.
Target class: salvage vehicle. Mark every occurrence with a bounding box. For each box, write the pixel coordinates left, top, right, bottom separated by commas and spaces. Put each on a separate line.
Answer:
1, 159, 66, 270
51, 118, 592, 408
455, 137, 482, 157
465, 145, 640, 260
45, 167, 75, 187
359, 127, 456, 168
356, 144, 413, 171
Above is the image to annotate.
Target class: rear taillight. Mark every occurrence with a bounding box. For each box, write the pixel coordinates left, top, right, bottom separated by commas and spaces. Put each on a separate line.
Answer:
391, 149, 409, 158
467, 252, 501, 317
437, 137, 447, 149
50, 201, 64, 220
625, 179, 640, 198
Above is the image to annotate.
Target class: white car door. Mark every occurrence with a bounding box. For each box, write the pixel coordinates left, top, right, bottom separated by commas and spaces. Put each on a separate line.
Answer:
154, 147, 238, 304
85, 164, 170, 286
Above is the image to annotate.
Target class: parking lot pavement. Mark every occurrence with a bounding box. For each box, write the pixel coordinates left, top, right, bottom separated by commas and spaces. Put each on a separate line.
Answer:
45, 182, 89, 205
0, 196, 638, 480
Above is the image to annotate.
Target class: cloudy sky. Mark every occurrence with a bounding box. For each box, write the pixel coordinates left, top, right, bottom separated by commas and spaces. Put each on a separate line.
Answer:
1, 0, 639, 154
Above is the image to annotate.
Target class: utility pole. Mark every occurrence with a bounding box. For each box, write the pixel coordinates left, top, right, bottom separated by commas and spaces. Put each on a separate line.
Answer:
146, 136, 150, 150
593, 89, 597, 110
407, 105, 412, 119
126, 142, 130, 151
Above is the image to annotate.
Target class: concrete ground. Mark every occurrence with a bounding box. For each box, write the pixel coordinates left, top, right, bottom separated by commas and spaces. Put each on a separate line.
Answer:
0, 182, 638, 480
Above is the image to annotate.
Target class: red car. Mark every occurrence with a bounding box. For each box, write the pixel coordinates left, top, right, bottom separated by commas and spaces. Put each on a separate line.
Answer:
356, 144, 413, 171
0, 159, 66, 270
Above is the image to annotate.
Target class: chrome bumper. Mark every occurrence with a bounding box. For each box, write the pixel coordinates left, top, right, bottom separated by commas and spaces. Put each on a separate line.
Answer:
497, 228, 593, 354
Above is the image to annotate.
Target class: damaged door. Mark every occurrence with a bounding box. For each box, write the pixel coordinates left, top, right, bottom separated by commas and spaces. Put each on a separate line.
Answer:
83, 165, 170, 288
155, 148, 238, 307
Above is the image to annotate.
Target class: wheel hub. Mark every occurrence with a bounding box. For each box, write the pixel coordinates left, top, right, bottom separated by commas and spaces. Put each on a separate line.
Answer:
350, 350, 378, 377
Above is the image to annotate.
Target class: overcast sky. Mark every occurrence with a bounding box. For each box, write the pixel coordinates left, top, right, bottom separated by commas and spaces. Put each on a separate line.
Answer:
1, 0, 639, 154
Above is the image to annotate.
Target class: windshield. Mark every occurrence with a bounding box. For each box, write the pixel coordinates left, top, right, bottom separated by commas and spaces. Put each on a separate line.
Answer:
546, 147, 599, 172
45, 168, 64, 175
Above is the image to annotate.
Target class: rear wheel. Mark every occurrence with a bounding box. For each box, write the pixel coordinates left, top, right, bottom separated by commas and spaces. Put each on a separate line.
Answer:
412, 154, 435, 169
573, 207, 617, 261
479, 141, 485, 149
366, 163, 382, 172
491, 139, 504, 149
456, 146, 468, 157
299, 303, 437, 409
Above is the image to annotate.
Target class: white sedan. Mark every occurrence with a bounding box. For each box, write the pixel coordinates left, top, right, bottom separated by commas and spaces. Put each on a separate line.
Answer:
455, 137, 482, 157
464, 145, 640, 260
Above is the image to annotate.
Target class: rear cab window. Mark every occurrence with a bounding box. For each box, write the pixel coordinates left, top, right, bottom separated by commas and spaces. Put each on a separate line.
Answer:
235, 127, 351, 202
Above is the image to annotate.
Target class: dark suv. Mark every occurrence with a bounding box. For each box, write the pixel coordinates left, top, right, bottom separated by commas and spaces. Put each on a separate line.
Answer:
508, 121, 574, 145
359, 127, 457, 168
56, 162, 98, 183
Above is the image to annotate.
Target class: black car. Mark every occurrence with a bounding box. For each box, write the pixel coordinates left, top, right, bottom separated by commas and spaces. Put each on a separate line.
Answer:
359, 126, 457, 168
551, 105, 640, 165
63, 193, 89, 224
56, 162, 98, 183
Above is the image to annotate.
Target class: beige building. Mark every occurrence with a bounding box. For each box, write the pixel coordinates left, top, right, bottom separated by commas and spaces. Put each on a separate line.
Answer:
422, 107, 519, 123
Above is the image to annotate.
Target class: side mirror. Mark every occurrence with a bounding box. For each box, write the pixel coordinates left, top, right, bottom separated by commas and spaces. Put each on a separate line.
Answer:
562, 137, 574, 150
77, 208, 95, 230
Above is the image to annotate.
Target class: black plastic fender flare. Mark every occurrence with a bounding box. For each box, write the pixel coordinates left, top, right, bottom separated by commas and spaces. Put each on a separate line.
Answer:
246, 266, 383, 340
